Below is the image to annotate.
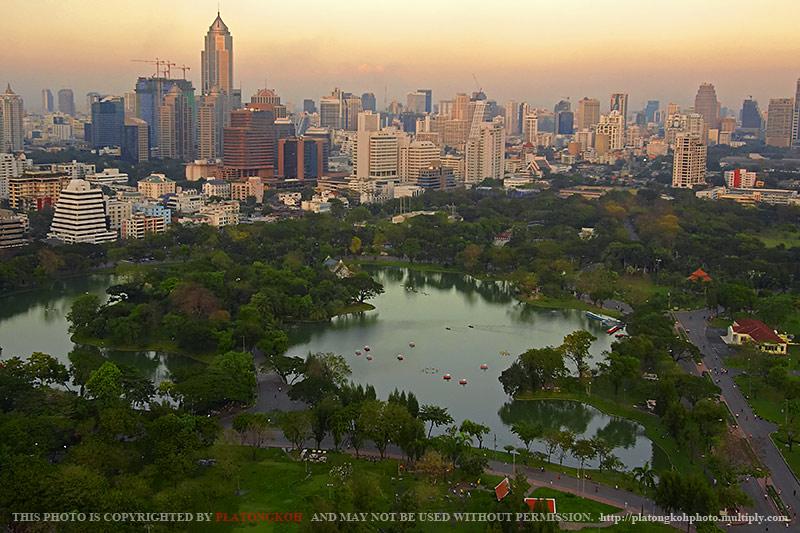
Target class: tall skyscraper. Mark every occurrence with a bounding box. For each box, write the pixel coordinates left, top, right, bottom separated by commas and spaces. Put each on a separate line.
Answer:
135, 76, 195, 149
694, 82, 720, 131
740, 98, 762, 132
158, 85, 195, 160
303, 99, 317, 114
123, 117, 149, 163
672, 133, 707, 189
319, 92, 342, 130
343, 94, 362, 131
41, 89, 54, 113
766, 98, 794, 148
416, 89, 433, 113
198, 88, 226, 159
406, 91, 428, 114
361, 93, 376, 113
644, 100, 660, 124
595, 111, 624, 150
0, 84, 24, 152
58, 89, 75, 116
223, 107, 275, 178
554, 100, 573, 135
48, 179, 116, 244
609, 93, 628, 126
504, 101, 520, 135
465, 119, 504, 185
576, 97, 600, 130
793, 79, 800, 146
90, 96, 125, 149
201, 12, 233, 97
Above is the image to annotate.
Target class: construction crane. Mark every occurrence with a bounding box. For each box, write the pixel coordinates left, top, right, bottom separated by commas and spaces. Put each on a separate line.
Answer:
176, 64, 192, 80
472, 73, 482, 94
162, 61, 177, 78
131, 58, 167, 78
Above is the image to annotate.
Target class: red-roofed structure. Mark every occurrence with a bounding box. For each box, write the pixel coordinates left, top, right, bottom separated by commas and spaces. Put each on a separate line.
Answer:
687, 268, 712, 282
723, 318, 788, 354
524, 498, 557, 513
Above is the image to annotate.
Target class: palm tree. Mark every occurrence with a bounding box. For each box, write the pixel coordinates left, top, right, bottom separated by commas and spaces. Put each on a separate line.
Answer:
631, 461, 656, 513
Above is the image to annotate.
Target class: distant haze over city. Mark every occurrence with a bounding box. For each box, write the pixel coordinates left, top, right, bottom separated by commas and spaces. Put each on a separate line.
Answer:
4, 0, 800, 110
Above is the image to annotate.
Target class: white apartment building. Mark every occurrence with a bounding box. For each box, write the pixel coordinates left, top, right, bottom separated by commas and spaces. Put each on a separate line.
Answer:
399, 139, 439, 183
0, 153, 32, 199
595, 111, 624, 150
53, 160, 96, 180
672, 133, 707, 189
105, 198, 133, 231
464, 119, 505, 185
48, 179, 116, 244
87, 168, 129, 187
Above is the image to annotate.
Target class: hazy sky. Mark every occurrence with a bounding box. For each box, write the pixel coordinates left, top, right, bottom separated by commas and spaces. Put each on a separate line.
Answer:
4, 0, 800, 113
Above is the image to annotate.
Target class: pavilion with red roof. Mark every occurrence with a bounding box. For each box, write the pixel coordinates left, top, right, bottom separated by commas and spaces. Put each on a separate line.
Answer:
687, 268, 712, 283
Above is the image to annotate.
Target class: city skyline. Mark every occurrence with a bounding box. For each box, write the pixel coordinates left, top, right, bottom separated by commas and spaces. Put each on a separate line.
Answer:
4, 0, 800, 111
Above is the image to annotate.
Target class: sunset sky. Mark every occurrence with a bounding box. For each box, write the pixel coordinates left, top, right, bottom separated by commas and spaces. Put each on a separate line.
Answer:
4, 0, 800, 113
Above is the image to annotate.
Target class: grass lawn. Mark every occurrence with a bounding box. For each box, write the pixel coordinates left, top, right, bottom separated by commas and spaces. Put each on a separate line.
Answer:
209, 446, 500, 532
771, 433, 800, 483
529, 486, 620, 520
615, 275, 669, 307
753, 228, 800, 249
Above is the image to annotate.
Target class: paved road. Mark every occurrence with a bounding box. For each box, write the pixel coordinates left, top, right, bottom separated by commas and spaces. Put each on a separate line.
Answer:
675, 310, 800, 525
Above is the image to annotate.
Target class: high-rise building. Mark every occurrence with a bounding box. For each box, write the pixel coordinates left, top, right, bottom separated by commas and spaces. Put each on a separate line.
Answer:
223, 107, 276, 178
609, 93, 628, 127
576, 97, 600, 130
665, 112, 705, 147
198, 88, 225, 159
694, 82, 720, 132
135, 76, 196, 149
644, 100, 659, 124
453, 93, 470, 121
399, 139, 439, 183
86, 92, 102, 114
504, 101, 520, 135
319, 92, 342, 130
0, 209, 27, 248
343, 95, 362, 131
276, 137, 326, 179
9, 170, 68, 210
250, 88, 286, 118
90, 96, 125, 148
672, 133, 706, 189
793, 79, 800, 146
201, 12, 233, 97
595, 111, 624, 150
464, 119, 504, 185
58, 89, 75, 116
417, 89, 433, 113
417, 161, 456, 190
522, 112, 538, 144
122, 118, 149, 162
554, 100, 573, 135
41, 89, 54, 113
724, 168, 758, 188
0, 84, 24, 152
303, 127, 330, 173
303, 99, 317, 114
0, 153, 31, 200
158, 85, 195, 160
740, 98, 762, 131
360, 93, 376, 113
48, 179, 116, 244
765, 98, 794, 148
406, 91, 428, 114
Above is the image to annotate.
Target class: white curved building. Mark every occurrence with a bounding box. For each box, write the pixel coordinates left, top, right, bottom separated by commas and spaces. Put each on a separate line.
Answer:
48, 179, 116, 244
